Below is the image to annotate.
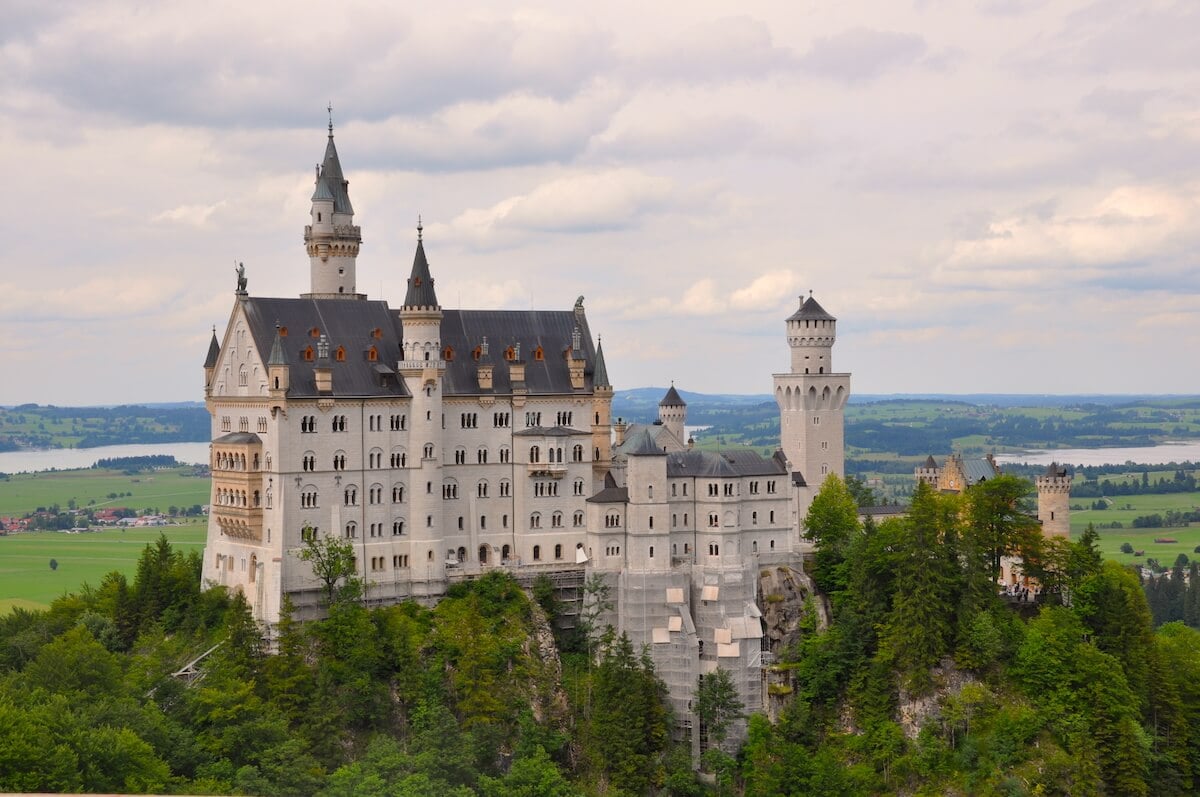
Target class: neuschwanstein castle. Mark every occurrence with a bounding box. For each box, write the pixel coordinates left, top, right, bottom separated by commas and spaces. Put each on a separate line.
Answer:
201, 124, 850, 747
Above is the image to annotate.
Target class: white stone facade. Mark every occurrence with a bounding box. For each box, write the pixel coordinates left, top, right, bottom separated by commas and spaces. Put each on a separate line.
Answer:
200, 129, 851, 753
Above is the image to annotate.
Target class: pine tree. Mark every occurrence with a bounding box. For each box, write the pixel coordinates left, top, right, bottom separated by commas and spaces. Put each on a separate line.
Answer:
882, 482, 958, 691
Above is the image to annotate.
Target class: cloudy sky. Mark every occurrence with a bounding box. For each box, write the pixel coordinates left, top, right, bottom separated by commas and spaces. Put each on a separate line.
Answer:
2, 0, 1197, 405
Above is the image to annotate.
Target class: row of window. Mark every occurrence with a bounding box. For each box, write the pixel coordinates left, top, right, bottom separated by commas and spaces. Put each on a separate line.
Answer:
295, 409, 587, 435
302, 414, 408, 433
701, 479, 777, 497
336, 510, 586, 537
220, 416, 265, 433
528, 445, 585, 463
214, 451, 258, 471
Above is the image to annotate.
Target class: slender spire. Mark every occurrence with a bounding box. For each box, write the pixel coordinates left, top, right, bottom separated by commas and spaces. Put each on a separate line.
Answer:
204, 326, 220, 368
593, 337, 610, 388
314, 107, 352, 215
403, 223, 439, 308
267, 323, 287, 366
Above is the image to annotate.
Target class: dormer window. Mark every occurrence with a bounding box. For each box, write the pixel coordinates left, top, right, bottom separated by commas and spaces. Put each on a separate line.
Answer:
310, 327, 320, 338
335, 346, 346, 362
443, 346, 454, 361
504, 346, 516, 361
279, 326, 288, 337
304, 346, 314, 361
367, 346, 378, 362
533, 346, 544, 361
472, 345, 482, 361
372, 328, 383, 339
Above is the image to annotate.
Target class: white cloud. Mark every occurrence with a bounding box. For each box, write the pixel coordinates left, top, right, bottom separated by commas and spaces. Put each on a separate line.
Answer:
153, 201, 226, 227
438, 168, 678, 247
933, 184, 1200, 288
798, 27, 928, 82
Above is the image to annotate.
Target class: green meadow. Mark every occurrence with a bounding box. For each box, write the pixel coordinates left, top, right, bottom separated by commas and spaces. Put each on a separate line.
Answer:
0, 466, 210, 516
0, 523, 208, 611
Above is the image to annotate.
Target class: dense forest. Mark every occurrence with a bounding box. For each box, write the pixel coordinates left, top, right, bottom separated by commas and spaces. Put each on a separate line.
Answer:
4, 476, 1200, 794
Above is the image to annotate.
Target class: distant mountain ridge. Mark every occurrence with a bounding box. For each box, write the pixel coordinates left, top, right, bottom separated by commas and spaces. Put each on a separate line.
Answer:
613, 389, 1200, 424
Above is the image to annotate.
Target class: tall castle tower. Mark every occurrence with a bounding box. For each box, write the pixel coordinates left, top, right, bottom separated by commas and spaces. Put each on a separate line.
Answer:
773, 293, 850, 490
303, 117, 363, 298
592, 340, 614, 480
1037, 463, 1072, 538
398, 222, 446, 596
658, 384, 687, 446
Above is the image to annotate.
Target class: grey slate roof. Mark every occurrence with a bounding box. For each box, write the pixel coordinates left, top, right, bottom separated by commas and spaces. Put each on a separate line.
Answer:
659, 384, 686, 407
587, 485, 629, 504
1043, 462, 1070, 478
961, 456, 999, 485
665, 448, 787, 478
787, 295, 836, 322
316, 134, 354, 215
204, 330, 220, 368
213, 432, 262, 445
240, 297, 410, 398
238, 296, 604, 400
267, 327, 286, 366
614, 423, 677, 456
437, 308, 600, 396
623, 428, 667, 456
403, 239, 439, 308
593, 340, 610, 388
310, 177, 334, 202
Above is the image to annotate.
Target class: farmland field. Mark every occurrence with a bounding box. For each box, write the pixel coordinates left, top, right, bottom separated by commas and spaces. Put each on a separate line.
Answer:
0, 523, 207, 610
0, 466, 210, 516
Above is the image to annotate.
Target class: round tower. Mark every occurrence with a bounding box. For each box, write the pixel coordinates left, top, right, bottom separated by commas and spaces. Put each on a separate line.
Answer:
786, 290, 836, 374
303, 116, 363, 298
1036, 463, 1072, 539
657, 384, 687, 446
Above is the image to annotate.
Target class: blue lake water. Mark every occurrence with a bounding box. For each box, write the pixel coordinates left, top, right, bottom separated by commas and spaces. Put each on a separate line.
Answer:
995, 442, 1200, 468
0, 442, 211, 474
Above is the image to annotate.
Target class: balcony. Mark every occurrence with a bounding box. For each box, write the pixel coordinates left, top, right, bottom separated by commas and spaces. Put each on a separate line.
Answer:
527, 463, 567, 478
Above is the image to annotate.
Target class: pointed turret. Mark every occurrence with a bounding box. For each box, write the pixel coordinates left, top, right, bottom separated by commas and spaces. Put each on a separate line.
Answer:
658, 383, 687, 445
203, 327, 220, 395
267, 327, 286, 366
399, 221, 444, 365
267, 324, 289, 396
304, 114, 363, 299
591, 336, 614, 477
593, 340, 610, 388
403, 222, 440, 309
204, 328, 220, 369
659, 384, 686, 407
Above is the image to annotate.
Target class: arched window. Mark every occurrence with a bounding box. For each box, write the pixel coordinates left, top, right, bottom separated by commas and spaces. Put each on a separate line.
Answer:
533, 545, 541, 561
530, 446, 540, 463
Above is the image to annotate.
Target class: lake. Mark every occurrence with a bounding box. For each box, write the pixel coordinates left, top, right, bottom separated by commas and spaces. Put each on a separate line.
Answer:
0, 442, 211, 474
996, 441, 1200, 468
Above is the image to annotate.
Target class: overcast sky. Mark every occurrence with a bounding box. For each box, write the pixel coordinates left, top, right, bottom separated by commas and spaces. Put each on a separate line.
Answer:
1, 0, 1197, 405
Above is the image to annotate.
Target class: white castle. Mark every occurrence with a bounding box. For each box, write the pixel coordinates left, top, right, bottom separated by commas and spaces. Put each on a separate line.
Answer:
200, 125, 850, 750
